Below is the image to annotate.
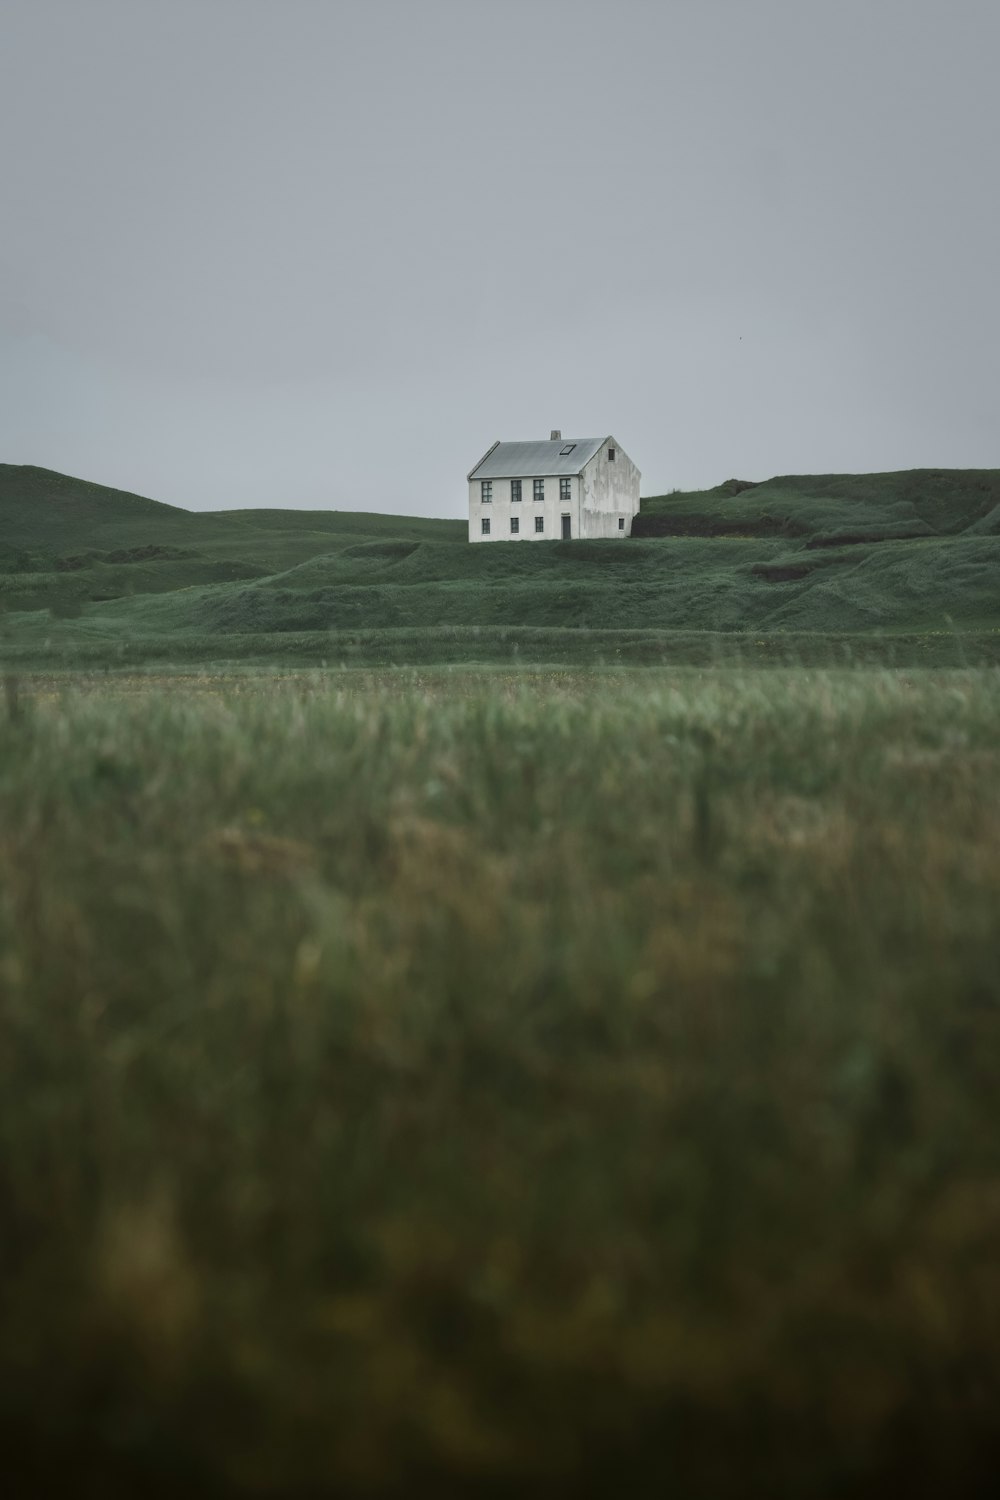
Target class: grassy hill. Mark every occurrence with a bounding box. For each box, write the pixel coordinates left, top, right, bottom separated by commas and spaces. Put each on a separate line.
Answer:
635, 470, 1000, 541
2, 463, 999, 666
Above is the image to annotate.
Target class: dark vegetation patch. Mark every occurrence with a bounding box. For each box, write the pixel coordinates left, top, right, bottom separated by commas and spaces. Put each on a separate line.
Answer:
57, 543, 198, 569
631, 511, 805, 539
752, 551, 863, 585
716, 477, 760, 496
340, 540, 421, 561
804, 526, 933, 549
752, 563, 812, 582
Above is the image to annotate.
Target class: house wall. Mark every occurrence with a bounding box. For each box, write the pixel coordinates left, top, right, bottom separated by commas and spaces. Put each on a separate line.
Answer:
468, 439, 640, 542
579, 440, 642, 539
470, 438, 641, 546
468, 475, 580, 544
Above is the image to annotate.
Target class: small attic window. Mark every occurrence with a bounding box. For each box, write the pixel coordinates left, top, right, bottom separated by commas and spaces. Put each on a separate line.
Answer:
559, 443, 575, 456
608, 446, 616, 461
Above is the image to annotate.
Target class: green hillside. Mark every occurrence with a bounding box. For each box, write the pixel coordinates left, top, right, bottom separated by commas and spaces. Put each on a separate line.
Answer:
2, 463, 999, 665
0, 463, 462, 568
635, 470, 1000, 541
0, 465, 465, 617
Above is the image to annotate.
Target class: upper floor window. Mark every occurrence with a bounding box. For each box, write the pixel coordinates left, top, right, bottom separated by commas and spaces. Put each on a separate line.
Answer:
510, 479, 522, 502
481, 517, 491, 535
608, 447, 616, 462
533, 478, 545, 502
559, 477, 571, 501
510, 516, 519, 535
481, 480, 493, 502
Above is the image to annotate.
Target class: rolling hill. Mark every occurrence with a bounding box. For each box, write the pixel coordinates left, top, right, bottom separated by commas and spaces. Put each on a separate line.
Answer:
2, 463, 998, 666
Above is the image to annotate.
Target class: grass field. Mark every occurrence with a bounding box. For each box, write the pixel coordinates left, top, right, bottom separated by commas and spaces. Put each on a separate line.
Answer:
3, 465, 999, 665
3, 665, 1000, 1496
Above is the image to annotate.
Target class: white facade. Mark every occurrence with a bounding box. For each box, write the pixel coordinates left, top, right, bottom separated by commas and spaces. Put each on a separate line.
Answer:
467, 434, 641, 543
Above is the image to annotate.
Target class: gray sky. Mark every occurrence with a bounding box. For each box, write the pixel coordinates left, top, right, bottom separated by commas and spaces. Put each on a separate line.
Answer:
2, 0, 998, 516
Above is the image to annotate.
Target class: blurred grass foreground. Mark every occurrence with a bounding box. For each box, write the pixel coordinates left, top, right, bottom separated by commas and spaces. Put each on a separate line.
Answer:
2, 665, 1000, 1497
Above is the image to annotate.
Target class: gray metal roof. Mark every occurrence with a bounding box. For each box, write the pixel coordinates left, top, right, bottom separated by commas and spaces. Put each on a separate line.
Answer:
468, 436, 608, 480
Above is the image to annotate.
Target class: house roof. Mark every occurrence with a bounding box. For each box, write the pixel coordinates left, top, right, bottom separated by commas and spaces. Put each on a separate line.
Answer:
468, 437, 608, 481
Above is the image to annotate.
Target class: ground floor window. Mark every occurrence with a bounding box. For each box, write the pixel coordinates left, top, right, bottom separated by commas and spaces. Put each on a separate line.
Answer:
510, 516, 519, 534
534, 516, 544, 534
481, 517, 490, 535
618, 516, 625, 531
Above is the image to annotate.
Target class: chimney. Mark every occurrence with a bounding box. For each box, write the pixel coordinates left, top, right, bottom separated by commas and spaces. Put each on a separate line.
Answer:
550, 429, 561, 441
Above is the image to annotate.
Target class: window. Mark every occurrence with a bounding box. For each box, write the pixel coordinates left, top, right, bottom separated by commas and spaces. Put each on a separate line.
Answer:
560, 477, 571, 501
618, 516, 625, 531
481, 480, 493, 503
510, 516, 519, 535
608, 447, 616, 462
533, 478, 545, 502
535, 516, 544, 533
481, 518, 490, 535
559, 443, 576, 456
510, 479, 521, 502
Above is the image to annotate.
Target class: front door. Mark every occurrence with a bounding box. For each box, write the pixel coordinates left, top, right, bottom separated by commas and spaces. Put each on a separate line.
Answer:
561, 514, 571, 540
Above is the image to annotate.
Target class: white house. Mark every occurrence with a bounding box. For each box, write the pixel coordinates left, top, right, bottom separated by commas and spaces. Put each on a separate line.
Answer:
467, 431, 640, 543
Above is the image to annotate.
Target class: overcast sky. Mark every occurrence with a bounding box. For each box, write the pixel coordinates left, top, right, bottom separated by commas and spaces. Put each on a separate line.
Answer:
1, 0, 998, 516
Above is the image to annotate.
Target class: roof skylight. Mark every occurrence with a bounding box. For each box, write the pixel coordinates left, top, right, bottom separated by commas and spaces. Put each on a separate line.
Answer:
559, 443, 576, 455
